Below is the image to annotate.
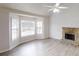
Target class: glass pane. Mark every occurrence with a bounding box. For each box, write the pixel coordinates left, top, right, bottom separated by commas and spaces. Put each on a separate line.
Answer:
12, 18, 19, 40
21, 20, 35, 37
36, 21, 43, 34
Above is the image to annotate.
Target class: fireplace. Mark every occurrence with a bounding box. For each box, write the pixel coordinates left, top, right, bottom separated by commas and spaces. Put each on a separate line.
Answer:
65, 33, 75, 41
62, 27, 79, 41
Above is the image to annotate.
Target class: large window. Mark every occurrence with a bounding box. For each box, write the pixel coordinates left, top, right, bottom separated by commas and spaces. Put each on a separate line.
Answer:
10, 14, 44, 40
21, 20, 35, 37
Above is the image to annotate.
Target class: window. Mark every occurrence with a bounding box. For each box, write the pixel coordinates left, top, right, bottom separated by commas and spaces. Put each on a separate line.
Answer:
36, 21, 43, 34
11, 16, 19, 40
21, 20, 35, 37
10, 13, 44, 40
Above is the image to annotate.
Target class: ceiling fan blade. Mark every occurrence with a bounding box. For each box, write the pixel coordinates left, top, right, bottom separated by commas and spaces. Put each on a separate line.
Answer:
55, 3, 60, 7
43, 5, 54, 8
58, 7, 68, 9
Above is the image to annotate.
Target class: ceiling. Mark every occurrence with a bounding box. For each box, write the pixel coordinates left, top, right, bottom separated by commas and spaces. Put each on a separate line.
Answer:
0, 3, 55, 16
0, 3, 79, 16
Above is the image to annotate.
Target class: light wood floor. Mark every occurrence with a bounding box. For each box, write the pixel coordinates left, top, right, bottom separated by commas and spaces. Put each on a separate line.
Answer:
0, 39, 79, 56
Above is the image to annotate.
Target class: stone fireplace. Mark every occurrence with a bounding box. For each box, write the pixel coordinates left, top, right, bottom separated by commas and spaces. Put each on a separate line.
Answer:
62, 27, 79, 41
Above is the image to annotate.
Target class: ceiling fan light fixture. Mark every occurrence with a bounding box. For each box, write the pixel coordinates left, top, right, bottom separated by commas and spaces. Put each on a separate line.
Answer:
53, 8, 60, 13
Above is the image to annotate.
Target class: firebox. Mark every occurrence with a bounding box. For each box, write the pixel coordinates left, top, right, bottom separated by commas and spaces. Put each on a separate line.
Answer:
65, 33, 75, 41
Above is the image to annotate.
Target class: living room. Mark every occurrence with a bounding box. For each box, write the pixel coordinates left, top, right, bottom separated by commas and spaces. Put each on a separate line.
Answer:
0, 3, 79, 56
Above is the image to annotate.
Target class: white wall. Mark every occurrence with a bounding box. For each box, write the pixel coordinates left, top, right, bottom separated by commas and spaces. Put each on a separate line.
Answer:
44, 16, 49, 38
0, 8, 10, 53
49, 4, 79, 39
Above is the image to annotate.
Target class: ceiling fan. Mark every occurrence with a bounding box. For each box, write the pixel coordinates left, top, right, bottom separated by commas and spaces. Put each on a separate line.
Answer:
44, 3, 68, 13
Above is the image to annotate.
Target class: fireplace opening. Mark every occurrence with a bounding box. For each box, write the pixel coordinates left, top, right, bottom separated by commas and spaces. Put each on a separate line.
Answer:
65, 33, 75, 41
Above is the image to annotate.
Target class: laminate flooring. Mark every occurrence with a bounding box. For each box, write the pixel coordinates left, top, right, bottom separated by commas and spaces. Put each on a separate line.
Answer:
0, 39, 79, 56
